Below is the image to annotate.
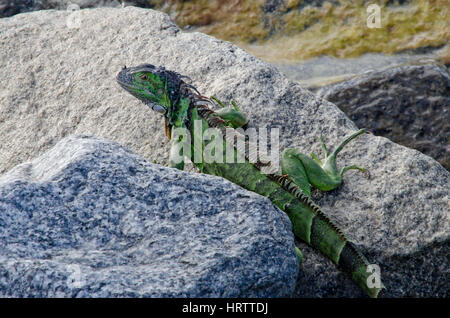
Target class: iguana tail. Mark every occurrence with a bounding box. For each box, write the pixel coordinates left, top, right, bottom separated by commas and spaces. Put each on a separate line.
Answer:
273, 174, 384, 298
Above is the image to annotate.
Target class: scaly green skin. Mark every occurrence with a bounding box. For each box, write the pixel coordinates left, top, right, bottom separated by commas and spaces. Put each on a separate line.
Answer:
116, 64, 384, 297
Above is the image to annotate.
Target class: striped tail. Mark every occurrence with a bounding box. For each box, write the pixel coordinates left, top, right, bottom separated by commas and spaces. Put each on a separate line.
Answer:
271, 174, 384, 298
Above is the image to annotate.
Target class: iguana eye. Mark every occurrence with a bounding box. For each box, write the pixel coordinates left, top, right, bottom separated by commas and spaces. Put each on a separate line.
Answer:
140, 74, 148, 81
153, 104, 166, 114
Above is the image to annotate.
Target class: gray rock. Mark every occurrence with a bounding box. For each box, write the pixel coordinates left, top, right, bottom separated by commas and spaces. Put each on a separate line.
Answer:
0, 135, 298, 297
317, 63, 450, 171
0, 8, 448, 297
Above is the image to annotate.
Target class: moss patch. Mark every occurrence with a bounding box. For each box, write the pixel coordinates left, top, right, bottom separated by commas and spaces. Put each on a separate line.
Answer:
149, 0, 449, 62
150, 0, 268, 42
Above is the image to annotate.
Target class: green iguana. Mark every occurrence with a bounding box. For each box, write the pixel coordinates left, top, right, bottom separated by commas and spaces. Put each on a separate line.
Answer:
116, 64, 384, 297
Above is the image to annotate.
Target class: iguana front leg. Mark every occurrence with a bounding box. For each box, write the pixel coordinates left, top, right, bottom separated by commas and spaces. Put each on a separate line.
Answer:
211, 96, 248, 129
281, 129, 368, 196
168, 96, 247, 170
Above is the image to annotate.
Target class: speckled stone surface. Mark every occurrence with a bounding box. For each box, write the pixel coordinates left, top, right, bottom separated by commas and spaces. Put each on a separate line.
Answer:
0, 135, 298, 297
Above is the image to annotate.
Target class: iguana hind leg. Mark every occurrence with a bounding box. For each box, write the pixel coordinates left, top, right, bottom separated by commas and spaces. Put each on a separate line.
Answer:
281, 129, 368, 196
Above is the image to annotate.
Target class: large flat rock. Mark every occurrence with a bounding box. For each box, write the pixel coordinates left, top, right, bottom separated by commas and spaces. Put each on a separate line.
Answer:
0, 7, 448, 297
0, 135, 297, 297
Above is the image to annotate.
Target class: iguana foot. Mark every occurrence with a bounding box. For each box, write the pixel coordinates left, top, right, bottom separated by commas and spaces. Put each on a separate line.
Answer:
320, 128, 368, 181
282, 129, 368, 195
211, 96, 248, 129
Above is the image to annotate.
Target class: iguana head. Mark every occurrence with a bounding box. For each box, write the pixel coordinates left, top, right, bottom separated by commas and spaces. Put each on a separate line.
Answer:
116, 64, 185, 116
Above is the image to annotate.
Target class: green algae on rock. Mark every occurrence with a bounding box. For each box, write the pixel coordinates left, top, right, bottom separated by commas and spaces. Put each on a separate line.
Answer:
152, 0, 449, 62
